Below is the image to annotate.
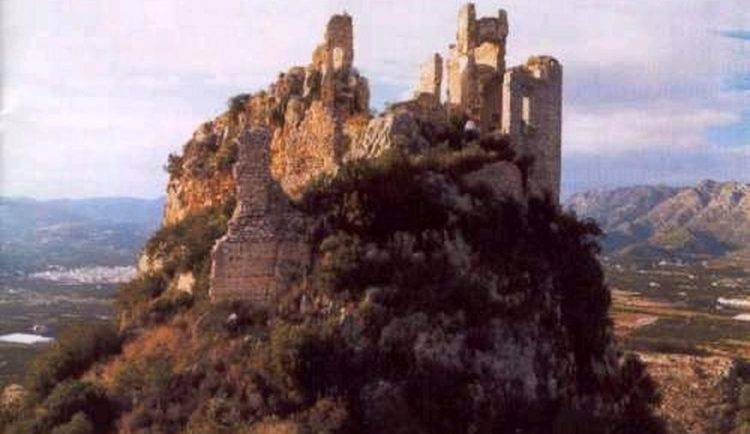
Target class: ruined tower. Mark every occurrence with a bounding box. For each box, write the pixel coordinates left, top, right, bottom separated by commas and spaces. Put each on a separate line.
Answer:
501, 56, 563, 200
440, 3, 561, 201
445, 4, 508, 132
209, 129, 309, 303
415, 53, 443, 105
310, 13, 369, 114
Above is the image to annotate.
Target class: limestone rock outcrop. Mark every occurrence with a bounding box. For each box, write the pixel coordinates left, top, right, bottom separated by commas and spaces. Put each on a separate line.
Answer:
163, 13, 371, 226
347, 111, 429, 161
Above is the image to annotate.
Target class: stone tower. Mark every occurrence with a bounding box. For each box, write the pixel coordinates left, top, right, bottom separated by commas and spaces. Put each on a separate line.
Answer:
440, 3, 561, 201
501, 56, 563, 201
414, 53, 443, 105
310, 13, 369, 114
445, 4, 508, 132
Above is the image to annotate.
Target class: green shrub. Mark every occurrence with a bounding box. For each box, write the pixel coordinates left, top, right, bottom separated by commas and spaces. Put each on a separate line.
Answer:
147, 291, 195, 323
49, 413, 93, 434
119, 200, 235, 324
165, 153, 184, 177
114, 355, 174, 404
227, 93, 250, 117
26, 323, 121, 400
36, 381, 117, 433
144, 202, 234, 277
116, 274, 167, 317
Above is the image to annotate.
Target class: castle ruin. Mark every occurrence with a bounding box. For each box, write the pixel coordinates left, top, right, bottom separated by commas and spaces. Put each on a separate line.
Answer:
432, 3, 562, 200
208, 3, 563, 303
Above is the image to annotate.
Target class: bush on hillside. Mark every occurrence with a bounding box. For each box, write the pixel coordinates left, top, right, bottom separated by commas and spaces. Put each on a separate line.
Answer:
118, 199, 235, 327
25, 323, 121, 401
5, 381, 117, 434
227, 93, 250, 118
38, 381, 117, 432
49, 412, 94, 434
13, 145, 664, 433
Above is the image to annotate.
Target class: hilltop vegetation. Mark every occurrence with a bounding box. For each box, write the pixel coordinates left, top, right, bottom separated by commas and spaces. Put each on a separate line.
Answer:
1, 145, 663, 434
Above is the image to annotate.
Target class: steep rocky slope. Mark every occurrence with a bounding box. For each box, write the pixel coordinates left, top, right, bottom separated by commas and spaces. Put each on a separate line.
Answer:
566, 180, 750, 258
1, 149, 664, 434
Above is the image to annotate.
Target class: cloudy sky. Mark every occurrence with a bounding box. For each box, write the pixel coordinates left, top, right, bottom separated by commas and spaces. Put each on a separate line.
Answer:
1, 0, 748, 199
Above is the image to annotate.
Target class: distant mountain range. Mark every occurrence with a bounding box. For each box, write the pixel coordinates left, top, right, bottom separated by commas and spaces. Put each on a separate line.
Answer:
3, 182, 748, 273
0, 197, 165, 273
565, 180, 750, 259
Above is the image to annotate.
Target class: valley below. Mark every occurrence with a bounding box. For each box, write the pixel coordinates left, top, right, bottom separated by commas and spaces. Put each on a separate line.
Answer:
607, 254, 750, 433
0, 275, 119, 386
3, 255, 748, 432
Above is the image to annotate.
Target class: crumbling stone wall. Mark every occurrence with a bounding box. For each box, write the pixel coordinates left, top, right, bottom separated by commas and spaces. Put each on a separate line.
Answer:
271, 101, 344, 199
208, 14, 372, 303
210, 129, 309, 303
438, 4, 560, 201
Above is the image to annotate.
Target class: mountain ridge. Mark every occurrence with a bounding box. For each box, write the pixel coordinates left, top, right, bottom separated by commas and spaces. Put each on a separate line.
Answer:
0, 197, 165, 273
565, 179, 750, 259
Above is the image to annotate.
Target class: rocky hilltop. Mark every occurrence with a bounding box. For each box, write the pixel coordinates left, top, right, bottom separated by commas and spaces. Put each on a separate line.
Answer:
0, 5, 664, 434
566, 180, 750, 259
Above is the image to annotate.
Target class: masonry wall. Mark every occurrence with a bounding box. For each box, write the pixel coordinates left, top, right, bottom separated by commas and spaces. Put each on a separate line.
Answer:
210, 129, 309, 304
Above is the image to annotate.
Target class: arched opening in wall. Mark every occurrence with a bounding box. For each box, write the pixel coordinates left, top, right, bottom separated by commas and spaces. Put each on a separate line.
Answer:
332, 47, 345, 70
521, 93, 534, 135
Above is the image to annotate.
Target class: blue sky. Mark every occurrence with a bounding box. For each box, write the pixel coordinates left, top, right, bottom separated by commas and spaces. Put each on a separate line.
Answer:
1, 0, 748, 199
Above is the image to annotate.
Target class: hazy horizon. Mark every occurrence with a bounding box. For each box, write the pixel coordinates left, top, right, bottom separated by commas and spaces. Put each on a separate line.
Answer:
2, 0, 748, 199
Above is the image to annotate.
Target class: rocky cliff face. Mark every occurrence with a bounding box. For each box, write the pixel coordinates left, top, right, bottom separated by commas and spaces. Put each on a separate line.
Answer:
162, 14, 371, 227
566, 180, 750, 258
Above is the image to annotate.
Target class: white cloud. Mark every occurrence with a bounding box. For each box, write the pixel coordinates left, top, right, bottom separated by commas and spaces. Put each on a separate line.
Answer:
566, 104, 742, 153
